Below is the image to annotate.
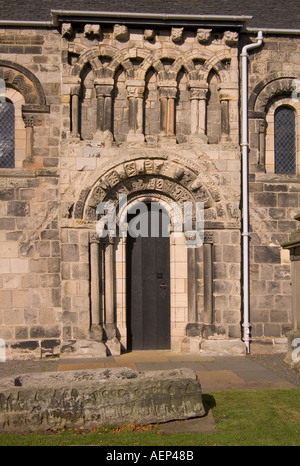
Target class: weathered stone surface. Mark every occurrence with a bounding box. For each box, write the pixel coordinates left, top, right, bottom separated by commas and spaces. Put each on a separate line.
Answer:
0, 368, 205, 432
60, 339, 107, 358
200, 338, 245, 355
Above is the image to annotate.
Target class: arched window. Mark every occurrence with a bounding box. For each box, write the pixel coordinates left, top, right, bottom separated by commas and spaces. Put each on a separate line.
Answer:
274, 106, 296, 174
0, 99, 15, 168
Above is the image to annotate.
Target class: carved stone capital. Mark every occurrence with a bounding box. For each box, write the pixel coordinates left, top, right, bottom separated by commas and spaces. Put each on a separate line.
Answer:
126, 85, 145, 98
189, 88, 208, 100
95, 84, 114, 98
89, 232, 101, 244
158, 85, 177, 99
23, 115, 34, 128
70, 85, 81, 96
204, 232, 214, 244
258, 119, 266, 133
103, 235, 116, 245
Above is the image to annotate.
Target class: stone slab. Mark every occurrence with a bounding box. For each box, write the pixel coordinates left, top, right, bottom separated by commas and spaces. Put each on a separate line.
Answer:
195, 370, 247, 392
158, 410, 216, 434
0, 367, 205, 433
136, 361, 206, 371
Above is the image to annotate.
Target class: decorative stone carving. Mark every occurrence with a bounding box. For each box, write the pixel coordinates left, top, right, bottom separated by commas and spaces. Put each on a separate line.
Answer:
223, 31, 238, 46
197, 29, 212, 44
84, 24, 101, 38
227, 202, 240, 220
144, 29, 155, 40
0, 60, 49, 110
171, 27, 184, 43
22, 115, 33, 128
75, 158, 226, 221
204, 231, 214, 243
114, 24, 129, 41
62, 23, 73, 39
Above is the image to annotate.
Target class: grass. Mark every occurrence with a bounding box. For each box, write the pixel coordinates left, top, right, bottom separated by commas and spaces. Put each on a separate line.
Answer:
0, 388, 299, 446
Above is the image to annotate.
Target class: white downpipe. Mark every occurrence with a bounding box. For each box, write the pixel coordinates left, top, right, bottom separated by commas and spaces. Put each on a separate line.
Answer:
241, 31, 263, 354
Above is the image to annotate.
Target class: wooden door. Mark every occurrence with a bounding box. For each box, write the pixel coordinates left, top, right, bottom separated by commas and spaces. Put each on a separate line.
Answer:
126, 204, 170, 350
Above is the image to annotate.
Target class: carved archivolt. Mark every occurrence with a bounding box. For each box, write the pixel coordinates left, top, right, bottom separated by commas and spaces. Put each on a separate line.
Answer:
72, 157, 239, 227
249, 72, 299, 116
0, 60, 49, 113
70, 45, 232, 84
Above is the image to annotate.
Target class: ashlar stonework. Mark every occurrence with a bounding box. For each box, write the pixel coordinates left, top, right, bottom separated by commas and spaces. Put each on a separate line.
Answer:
0, 9, 299, 359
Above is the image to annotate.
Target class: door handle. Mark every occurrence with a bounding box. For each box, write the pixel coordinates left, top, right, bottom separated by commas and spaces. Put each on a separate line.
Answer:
160, 284, 168, 290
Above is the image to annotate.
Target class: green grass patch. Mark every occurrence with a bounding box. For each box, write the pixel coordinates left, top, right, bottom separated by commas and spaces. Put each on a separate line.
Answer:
0, 388, 299, 446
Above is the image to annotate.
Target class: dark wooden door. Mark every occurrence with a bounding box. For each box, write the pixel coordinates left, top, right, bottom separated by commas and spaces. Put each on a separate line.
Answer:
126, 204, 170, 350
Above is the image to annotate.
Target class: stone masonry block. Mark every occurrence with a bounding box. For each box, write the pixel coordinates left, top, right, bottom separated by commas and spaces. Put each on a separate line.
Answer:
71, 263, 89, 280
29, 325, 60, 339
0, 242, 18, 258
254, 246, 281, 264
0, 368, 205, 432
62, 244, 79, 262
7, 201, 30, 217
0, 290, 13, 309
278, 193, 299, 207
254, 193, 277, 207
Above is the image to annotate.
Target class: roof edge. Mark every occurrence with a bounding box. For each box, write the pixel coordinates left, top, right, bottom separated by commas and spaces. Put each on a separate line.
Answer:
0, 10, 253, 28
0, 11, 299, 34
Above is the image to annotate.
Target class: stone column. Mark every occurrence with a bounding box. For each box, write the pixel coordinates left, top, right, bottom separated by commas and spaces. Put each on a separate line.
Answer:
70, 85, 81, 138
159, 83, 177, 143
189, 85, 208, 143
103, 236, 121, 355
126, 82, 145, 143
218, 83, 238, 143
187, 247, 197, 323
203, 240, 213, 325
89, 235, 103, 340
282, 214, 300, 369
258, 119, 266, 170
220, 98, 230, 141
90, 235, 101, 320
22, 115, 34, 167
94, 82, 114, 144
103, 237, 116, 337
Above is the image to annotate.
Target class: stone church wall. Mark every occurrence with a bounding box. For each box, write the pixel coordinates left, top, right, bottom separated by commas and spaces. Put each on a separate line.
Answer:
247, 34, 300, 348
0, 24, 297, 358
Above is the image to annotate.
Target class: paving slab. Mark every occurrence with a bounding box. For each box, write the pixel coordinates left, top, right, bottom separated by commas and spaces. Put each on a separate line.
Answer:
195, 370, 247, 392
135, 361, 206, 371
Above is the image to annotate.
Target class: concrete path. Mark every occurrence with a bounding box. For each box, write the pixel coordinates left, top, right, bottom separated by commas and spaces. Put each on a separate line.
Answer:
57, 351, 297, 392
